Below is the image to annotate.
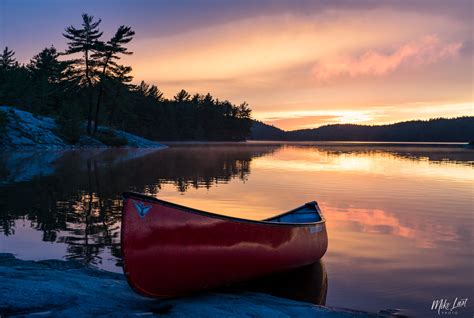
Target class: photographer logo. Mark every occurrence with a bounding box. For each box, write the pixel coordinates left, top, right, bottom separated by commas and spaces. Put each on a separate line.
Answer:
431, 297, 468, 315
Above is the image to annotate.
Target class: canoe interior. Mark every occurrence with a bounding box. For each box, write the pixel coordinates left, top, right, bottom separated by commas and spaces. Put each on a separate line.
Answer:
265, 203, 322, 224
123, 192, 323, 225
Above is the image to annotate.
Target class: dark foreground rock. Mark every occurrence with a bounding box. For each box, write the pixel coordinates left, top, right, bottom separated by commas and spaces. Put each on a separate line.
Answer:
0, 254, 388, 317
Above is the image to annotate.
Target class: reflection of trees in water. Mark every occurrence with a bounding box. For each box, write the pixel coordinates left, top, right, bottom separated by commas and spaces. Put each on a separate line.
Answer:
124, 147, 270, 193
0, 146, 280, 266
56, 160, 122, 265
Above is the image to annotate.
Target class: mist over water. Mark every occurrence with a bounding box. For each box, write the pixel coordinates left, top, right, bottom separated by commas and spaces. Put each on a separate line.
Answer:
0, 143, 472, 316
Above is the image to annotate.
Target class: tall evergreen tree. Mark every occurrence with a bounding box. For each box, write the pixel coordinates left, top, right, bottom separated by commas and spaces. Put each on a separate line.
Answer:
237, 102, 251, 119
63, 14, 103, 134
92, 25, 135, 134
146, 85, 164, 102
113, 65, 133, 85
0, 46, 17, 70
0, 47, 32, 110
174, 89, 191, 102
136, 81, 150, 95
27, 46, 73, 113
28, 46, 68, 82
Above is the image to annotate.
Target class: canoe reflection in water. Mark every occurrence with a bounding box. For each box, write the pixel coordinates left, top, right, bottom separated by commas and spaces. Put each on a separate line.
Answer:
234, 261, 328, 305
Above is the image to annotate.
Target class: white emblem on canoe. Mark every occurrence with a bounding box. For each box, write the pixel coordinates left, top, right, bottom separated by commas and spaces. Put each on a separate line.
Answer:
309, 225, 322, 234
133, 200, 151, 218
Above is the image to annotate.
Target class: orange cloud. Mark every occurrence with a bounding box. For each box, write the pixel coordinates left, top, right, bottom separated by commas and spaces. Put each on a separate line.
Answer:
313, 35, 462, 81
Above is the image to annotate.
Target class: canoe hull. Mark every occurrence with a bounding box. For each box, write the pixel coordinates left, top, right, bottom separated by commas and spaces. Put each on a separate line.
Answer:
121, 194, 328, 298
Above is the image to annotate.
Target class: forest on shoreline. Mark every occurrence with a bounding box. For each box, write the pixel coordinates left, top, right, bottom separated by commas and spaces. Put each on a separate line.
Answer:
251, 117, 474, 142
0, 14, 252, 144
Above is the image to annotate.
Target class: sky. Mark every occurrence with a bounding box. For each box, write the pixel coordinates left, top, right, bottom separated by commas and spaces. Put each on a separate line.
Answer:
0, 0, 472, 130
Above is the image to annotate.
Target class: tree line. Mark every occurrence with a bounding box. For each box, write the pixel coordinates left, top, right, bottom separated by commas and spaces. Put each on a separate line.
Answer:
250, 117, 474, 142
0, 14, 252, 142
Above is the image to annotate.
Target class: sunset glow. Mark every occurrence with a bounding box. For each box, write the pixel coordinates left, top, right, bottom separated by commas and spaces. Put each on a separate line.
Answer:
2, 0, 472, 130
1, 1, 473, 314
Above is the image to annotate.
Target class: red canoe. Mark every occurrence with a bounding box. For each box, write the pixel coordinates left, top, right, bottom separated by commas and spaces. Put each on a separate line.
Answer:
121, 192, 328, 298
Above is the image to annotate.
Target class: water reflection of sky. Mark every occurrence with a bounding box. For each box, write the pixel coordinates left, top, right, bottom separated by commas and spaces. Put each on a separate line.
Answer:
0, 144, 472, 316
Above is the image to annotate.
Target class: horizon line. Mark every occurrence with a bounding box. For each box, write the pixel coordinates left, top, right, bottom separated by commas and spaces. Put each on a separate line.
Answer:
262, 115, 474, 132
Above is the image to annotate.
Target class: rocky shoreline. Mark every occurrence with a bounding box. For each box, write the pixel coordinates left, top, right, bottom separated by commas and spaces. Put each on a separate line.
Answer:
0, 254, 391, 317
0, 106, 166, 149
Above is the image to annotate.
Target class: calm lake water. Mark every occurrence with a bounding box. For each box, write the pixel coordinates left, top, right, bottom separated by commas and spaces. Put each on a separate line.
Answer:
1, 142, 473, 316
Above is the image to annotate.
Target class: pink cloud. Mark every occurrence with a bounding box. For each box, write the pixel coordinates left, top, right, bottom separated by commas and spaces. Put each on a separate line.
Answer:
313, 35, 462, 81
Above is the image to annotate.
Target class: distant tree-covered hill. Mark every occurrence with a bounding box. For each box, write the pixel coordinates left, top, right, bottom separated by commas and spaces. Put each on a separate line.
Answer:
250, 117, 474, 142
250, 120, 286, 140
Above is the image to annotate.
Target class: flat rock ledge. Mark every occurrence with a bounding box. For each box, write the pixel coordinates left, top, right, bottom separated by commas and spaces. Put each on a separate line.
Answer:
0, 106, 166, 149
0, 254, 387, 317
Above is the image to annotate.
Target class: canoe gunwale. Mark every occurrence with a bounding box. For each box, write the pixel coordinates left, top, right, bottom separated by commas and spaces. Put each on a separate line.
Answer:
122, 191, 325, 227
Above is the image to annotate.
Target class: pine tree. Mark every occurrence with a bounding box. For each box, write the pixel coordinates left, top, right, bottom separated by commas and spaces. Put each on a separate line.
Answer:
237, 102, 251, 119
146, 85, 164, 102
135, 81, 150, 95
174, 89, 191, 103
92, 25, 135, 134
0, 47, 17, 70
63, 14, 103, 134
28, 46, 73, 83
27, 46, 74, 113
0, 47, 31, 110
113, 65, 133, 85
